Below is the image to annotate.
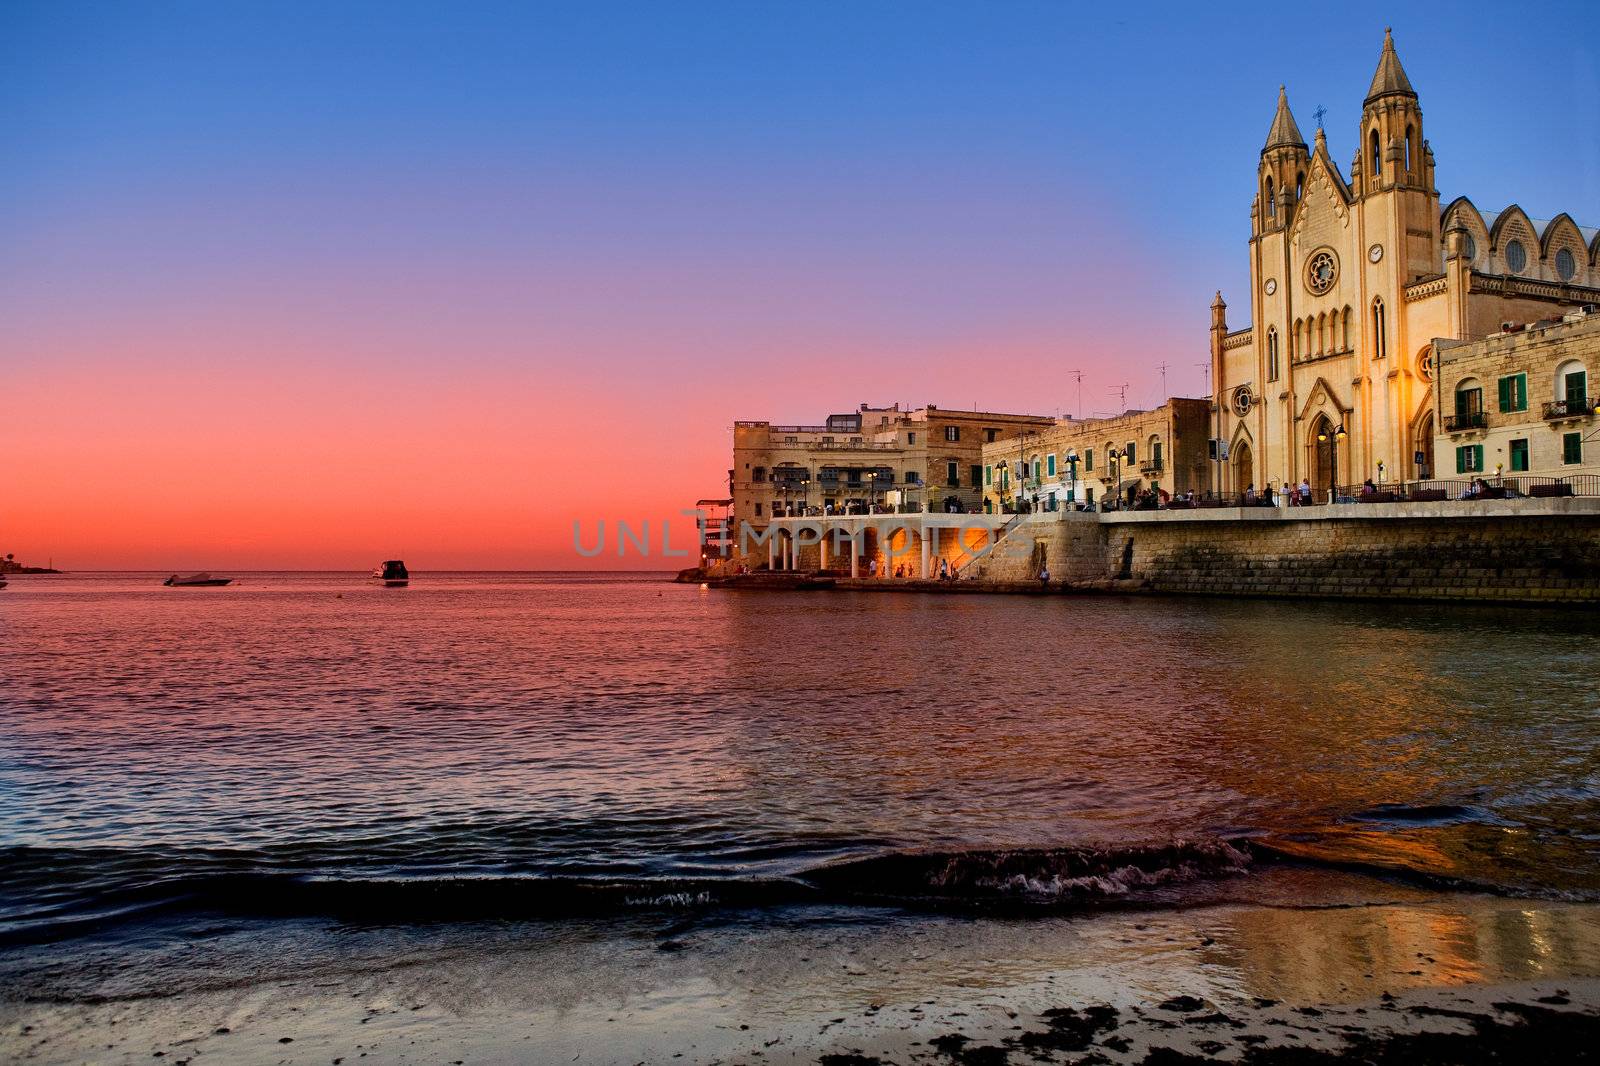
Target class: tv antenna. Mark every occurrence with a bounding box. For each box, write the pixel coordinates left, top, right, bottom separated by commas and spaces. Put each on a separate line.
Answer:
1110, 383, 1129, 411
1067, 369, 1084, 418
1155, 362, 1169, 403
1196, 358, 1211, 391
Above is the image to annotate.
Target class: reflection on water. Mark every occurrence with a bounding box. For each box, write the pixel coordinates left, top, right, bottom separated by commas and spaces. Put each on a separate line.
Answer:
2, 572, 1599, 934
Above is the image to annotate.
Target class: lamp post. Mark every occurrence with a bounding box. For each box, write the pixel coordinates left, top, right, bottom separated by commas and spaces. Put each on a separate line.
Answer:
1065, 448, 1079, 510
1108, 446, 1122, 510
1376, 460, 1385, 488
1316, 422, 1349, 502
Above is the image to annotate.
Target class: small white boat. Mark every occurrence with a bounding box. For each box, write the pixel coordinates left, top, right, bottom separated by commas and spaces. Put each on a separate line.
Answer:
372, 560, 409, 587
164, 573, 232, 587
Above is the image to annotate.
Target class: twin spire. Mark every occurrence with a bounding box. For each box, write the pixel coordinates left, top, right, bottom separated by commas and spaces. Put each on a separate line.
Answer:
1263, 29, 1416, 152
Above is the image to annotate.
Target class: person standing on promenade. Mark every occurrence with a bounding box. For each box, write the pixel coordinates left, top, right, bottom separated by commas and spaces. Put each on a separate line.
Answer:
1039, 565, 1050, 588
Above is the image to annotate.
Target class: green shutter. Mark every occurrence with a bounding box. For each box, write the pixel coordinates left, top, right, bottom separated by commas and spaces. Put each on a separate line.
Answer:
1564, 432, 1582, 465
984, 465, 991, 485
1568, 371, 1589, 407
1498, 377, 1511, 412
1455, 446, 1466, 474
1510, 439, 1529, 472
1473, 445, 1484, 471
1127, 442, 1136, 464
1085, 448, 1094, 471
1515, 374, 1527, 411
1047, 454, 1056, 477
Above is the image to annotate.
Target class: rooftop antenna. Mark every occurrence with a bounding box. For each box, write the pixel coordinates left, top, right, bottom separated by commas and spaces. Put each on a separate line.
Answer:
1068, 369, 1084, 418
1313, 104, 1327, 130
1195, 358, 1211, 393
1155, 362, 1169, 404
1110, 383, 1129, 411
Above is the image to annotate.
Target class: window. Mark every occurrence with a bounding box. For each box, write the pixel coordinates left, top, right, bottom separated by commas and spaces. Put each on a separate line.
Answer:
1267, 327, 1279, 381
1560, 363, 1589, 407
1455, 445, 1483, 473
1497, 373, 1527, 413
755, 502, 763, 516
984, 465, 992, 485
984, 428, 999, 443
1510, 438, 1529, 472
907, 432, 916, 444
946, 461, 959, 487
1505, 239, 1527, 274
1084, 448, 1094, 471
904, 471, 919, 484
1369, 128, 1380, 179
1153, 441, 1163, 466
945, 426, 960, 442
753, 467, 766, 482
1046, 454, 1057, 477
970, 464, 982, 488
1565, 432, 1583, 465
1125, 441, 1136, 464
1455, 381, 1484, 416
1463, 233, 1477, 261
1404, 124, 1413, 172
1557, 248, 1576, 281
1266, 177, 1275, 220
1372, 299, 1387, 359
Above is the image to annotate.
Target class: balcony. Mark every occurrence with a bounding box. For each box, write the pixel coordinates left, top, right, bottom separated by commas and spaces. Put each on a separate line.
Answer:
1543, 397, 1596, 420
1140, 459, 1164, 474
1444, 411, 1487, 432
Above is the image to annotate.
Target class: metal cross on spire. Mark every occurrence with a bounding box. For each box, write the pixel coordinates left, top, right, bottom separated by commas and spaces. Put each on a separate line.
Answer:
1313, 104, 1327, 130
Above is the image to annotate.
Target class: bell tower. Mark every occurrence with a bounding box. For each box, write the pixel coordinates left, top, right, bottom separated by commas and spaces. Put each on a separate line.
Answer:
1255, 86, 1309, 237
1355, 28, 1439, 281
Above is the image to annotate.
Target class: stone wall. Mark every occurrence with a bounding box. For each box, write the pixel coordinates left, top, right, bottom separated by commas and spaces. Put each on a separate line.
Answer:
955, 500, 1600, 603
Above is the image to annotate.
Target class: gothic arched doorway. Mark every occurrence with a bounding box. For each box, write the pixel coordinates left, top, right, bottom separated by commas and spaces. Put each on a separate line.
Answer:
1412, 410, 1435, 481
1309, 415, 1337, 500
1231, 440, 1254, 495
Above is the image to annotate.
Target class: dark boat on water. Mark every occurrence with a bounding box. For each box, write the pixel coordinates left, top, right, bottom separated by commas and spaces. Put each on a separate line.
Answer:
372, 560, 409, 587
163, 573, 233, 587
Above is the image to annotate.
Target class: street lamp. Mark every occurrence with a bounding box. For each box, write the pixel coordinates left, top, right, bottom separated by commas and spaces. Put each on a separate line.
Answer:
1376, 460, 1385, 488
1108, 446, 1122, 510
1316, 422, 1349, 501
1064, 448, 1079, 509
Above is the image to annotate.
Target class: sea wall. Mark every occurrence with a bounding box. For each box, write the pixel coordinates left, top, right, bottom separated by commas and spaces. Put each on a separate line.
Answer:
972, 498, 1600, 603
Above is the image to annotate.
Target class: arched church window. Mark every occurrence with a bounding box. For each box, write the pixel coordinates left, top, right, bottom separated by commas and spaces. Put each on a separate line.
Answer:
1266, 177, 1275, 219
1341, 306, 1352, 351
1463, 233, 1477, 261
1296, 171, 1304, 201
1369, 128, 1381, 182
1316, 312, 1327, 354
1267, 327, 1279, 381
1505, 239, 1527, 274
1372, 299, 1387, 359
1404, 125, 1413, 172
1557, 248, 1576, 281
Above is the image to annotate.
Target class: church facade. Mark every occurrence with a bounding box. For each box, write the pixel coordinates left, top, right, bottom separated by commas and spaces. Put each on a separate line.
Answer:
1208, 29, 1600, 498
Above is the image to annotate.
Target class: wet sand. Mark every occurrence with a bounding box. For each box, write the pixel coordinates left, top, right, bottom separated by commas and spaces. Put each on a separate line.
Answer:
6, 887, 1600, 1064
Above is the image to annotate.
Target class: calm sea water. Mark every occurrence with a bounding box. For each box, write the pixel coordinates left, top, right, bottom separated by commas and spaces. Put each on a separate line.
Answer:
3, 571, 1599, 946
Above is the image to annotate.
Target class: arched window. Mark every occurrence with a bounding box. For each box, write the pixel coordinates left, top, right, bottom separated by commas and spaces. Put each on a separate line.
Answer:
1266, 177, 1275, 220
1369, 128, 1381, 181
1372, 299, 1386, 359
1454, 377, 1484, 424
1555, 359, 1588, 407
1505, 239, 1527, 274
1316, 311, 1327, 354
1404, 124, 1413, 173
1267, 327, 1279, 381
1296, 171, 1304, 201
1463, 232, 1477, 261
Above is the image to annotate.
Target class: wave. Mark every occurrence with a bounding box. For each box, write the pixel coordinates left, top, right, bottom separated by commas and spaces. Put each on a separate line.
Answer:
3, 833, 1589, 948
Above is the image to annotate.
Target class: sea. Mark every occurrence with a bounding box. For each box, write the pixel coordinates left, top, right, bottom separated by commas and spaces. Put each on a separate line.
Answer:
3, 571, 1600, 1012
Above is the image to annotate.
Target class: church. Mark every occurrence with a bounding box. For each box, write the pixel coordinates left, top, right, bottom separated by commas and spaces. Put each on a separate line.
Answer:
1207, 29, 1600, 497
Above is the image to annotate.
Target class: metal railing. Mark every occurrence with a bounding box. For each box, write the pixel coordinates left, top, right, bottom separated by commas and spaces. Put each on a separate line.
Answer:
1543, 397, 1596, 420
1444, 411, 1488, 432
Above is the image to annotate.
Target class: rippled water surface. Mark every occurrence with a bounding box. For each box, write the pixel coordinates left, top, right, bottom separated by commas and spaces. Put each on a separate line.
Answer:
3, 571, 1599, 941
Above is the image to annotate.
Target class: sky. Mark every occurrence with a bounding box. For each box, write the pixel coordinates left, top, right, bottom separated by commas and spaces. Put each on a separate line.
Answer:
3, 1, 1597, 569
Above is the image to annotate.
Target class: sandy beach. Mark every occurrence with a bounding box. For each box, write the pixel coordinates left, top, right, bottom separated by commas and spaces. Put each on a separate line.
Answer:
7, 885, 1600, 1064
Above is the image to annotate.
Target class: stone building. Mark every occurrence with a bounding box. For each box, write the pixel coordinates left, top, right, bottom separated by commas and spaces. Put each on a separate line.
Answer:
978, 399, 1211, 511
730, 404, 1052, 530
1209, 30, 1600, 500
1432, 306, 1598, 482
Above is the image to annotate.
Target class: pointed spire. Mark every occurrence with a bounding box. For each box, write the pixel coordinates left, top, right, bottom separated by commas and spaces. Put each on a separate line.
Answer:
1365, 27, 1416, 103
1263, 85, 1307, 152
